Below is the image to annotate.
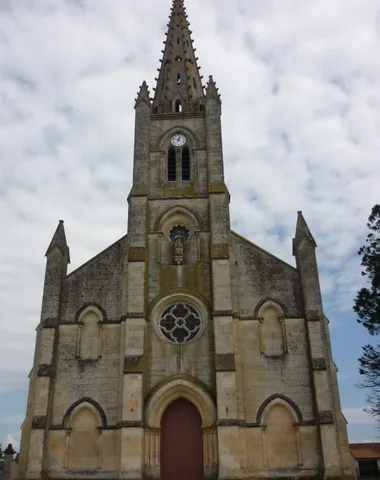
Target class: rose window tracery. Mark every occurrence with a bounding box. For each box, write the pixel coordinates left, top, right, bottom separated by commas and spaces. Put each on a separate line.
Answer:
159, 303, 202, 344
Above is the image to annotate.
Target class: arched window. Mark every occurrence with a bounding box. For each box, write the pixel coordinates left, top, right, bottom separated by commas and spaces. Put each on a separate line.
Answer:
177, 73, 181, 85
265, 403, 299, 468
175, 99, 182, 113
153, 105, 159, 114
77, 308, 102, 360
168, 147, 176, 181
182, 147, 190, 181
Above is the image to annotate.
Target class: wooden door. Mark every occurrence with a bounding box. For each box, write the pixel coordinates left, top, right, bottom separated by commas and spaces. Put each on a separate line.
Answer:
161, 398, 204, 480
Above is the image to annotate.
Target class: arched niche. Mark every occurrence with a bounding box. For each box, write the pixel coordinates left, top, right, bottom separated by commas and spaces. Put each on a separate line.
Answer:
257, 300, 287, 356
258, 396, 302, 468
76, 306, 104, 360
63, 399, 105, 470
155, 206, 202, 266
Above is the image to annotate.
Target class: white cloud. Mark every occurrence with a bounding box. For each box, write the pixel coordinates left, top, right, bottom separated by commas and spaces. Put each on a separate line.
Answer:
343, 408, 376, 425
1, 0, 380, 441
1, 432, 21, 452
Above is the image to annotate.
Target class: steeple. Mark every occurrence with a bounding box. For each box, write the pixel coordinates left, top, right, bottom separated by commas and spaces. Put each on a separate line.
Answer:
153, 0, 205, 114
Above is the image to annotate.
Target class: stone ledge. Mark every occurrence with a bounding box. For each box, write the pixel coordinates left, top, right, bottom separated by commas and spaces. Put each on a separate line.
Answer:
42, 318, 58, 328
217, 419, 245, 427
117, 421, 143, 428
32, 415, 46, 429
208, 183, 228, 194
124, 355, 144, 373
123, 313, 145, 319
319, 410, 334, 424
211, 244, 229, 260
306, 310, 321, 321
215, 353, 235, 372
37, 364, 52, 377
213, 310, 233, 317
312, 358, 327, 370
128, 247, 146, 262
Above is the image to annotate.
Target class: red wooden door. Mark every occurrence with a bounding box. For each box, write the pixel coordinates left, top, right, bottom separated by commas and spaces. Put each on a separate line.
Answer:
161, 398, 204, 480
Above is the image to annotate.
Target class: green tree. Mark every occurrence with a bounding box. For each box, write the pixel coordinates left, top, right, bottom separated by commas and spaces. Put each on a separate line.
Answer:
354, 204, 380, 417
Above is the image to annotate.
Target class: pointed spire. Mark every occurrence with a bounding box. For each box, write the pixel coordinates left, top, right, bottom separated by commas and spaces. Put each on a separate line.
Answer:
153, 0, 205, 114
205, 75, 221, 104
45, 220, 70, 261
134, 81, 151, 109
294, 211, 317, 248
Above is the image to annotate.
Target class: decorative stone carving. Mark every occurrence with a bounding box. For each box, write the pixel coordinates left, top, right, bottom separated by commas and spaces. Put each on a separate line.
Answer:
174, 236, 184, 265
124, 355, 144, 373
312, 358, 327, 370
215, 353, 235, 371
319, 410, 334, 424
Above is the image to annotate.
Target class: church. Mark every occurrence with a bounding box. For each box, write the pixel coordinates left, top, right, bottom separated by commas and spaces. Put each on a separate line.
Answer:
18, 1, 354, 479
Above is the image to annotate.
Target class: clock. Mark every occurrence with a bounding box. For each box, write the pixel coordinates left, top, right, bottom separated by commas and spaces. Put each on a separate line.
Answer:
171, 133, 187, 147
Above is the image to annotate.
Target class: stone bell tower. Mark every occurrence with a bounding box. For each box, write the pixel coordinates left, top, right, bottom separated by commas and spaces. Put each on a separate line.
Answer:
125, 0, 234, 477
18, 1, 354, 479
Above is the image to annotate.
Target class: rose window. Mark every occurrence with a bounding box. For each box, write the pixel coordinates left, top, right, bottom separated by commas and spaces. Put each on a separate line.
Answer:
159, 303, 202, 344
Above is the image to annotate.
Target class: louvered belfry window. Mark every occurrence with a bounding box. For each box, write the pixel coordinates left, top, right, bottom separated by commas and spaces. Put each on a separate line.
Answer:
168, 146, 191, 182
168, 147, 176, 181
182, 147, 190, 181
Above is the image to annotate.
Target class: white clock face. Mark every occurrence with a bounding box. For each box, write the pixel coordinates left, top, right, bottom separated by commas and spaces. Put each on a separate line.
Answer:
171, 133, 187, 147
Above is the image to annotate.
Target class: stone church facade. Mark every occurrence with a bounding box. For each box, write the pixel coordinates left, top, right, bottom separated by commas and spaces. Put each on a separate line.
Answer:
18, 1, 354, 479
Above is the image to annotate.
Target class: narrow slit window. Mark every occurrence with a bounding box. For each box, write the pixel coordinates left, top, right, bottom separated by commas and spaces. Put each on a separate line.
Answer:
177, 37, 180, 45
168, 147, 176, 181
182, 147, 190, 181
193, 77, 196, 89
175, 99, 182, 113
153, 105, 158, 114
177, 73, 181, 85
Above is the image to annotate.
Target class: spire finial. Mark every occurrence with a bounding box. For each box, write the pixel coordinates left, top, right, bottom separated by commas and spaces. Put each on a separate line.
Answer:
134, 81, 151, 108
152, 0, 205, 114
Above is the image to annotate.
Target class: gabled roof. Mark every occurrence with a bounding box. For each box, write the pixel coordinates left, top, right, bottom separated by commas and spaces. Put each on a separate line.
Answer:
350, 442, 380, 459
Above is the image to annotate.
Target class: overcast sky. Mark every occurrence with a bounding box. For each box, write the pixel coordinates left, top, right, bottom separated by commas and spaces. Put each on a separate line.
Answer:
1, 0, 380, 449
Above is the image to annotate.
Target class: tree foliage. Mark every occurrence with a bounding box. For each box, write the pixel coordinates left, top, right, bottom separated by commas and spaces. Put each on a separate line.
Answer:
354, 205, 380, 417
354, 204, 380, 335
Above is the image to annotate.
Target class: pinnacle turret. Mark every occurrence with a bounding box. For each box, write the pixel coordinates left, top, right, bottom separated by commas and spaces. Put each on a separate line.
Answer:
134, 81, 151, 109
205, 75, 221, 104
153, 0, 204, 114
294, 211, 317, 248
45, 220, 70, 261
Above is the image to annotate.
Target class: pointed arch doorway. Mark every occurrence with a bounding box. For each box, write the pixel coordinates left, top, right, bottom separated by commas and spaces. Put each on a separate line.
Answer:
161, 398, 204, 480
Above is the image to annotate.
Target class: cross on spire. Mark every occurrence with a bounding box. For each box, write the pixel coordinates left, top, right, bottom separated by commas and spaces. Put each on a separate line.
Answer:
153, 0, 205, 114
